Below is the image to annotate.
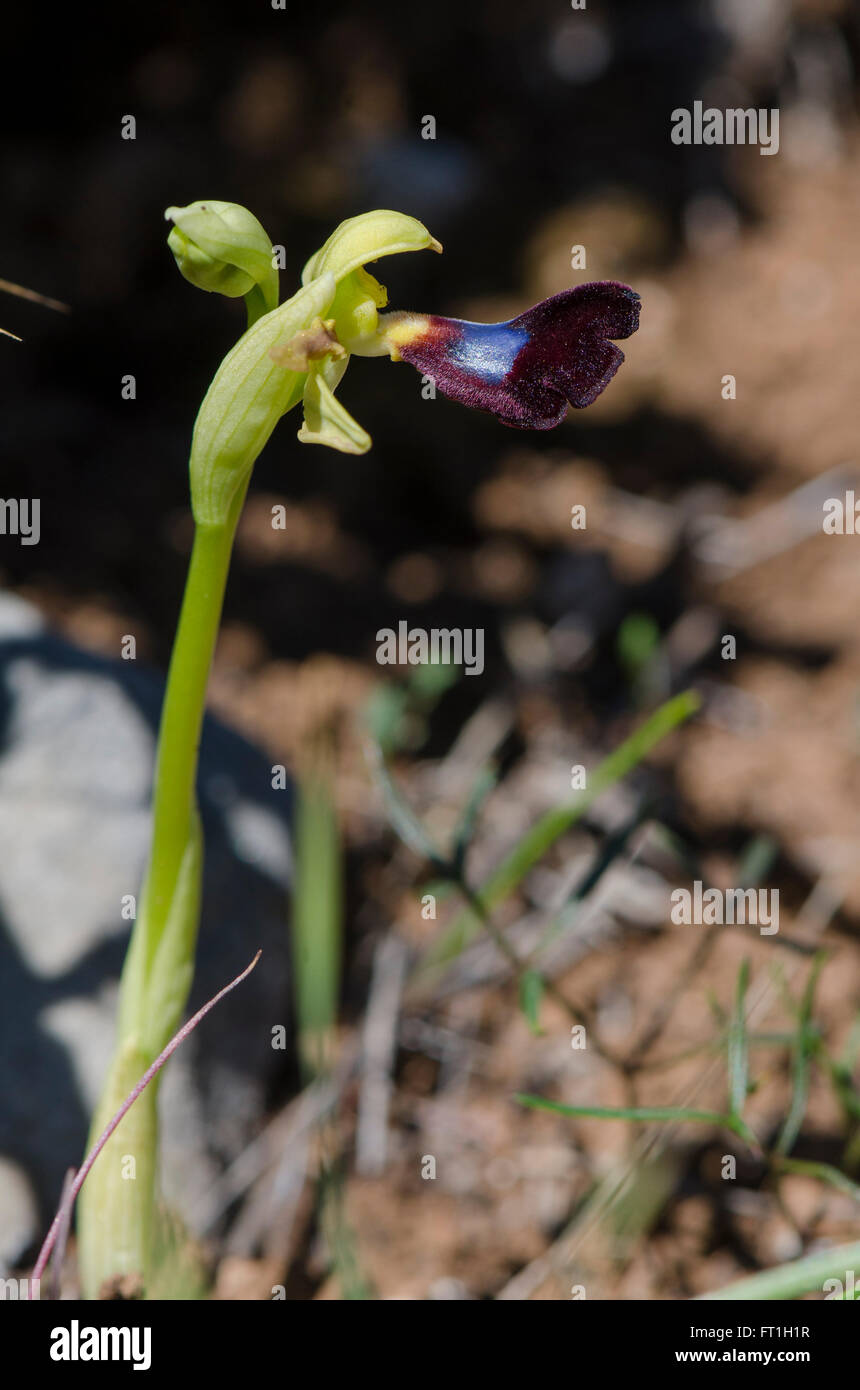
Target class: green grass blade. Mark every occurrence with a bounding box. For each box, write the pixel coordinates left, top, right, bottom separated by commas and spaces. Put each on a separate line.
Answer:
368, 742, 447, 869
736, 834, 779, 890
319, 1162, 376, 1300
840, 1011, 860, 1074
515, 1093, 759, 1148
451, 762, 497, 871
698, 1241, 860, 1301
292, 763, 343, 1081
775, 953, 826, 1157
424, 689, 701, 969
727, 958, 750, 1121
534, 801, 652, 954
774, 1156, 860, 1205
519, 970, 545, 1036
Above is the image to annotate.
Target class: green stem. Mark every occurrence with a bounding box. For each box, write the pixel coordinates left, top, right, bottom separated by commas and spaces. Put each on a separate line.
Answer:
79, 491, 245, 1298
147, 530, 230, 927
244, 282, 271, 328
118, 492, 244, 1044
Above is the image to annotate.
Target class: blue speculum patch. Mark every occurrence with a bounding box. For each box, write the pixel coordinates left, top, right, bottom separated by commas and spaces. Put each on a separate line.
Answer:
447, 322, 530, 383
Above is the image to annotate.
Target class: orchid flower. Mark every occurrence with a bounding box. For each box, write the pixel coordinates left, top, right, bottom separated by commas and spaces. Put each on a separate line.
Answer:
166, 203, 640, 524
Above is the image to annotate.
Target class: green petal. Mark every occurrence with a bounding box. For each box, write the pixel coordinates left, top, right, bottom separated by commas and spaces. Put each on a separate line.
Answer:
301, 209, 441, 287
297, 358, 371, 455
325, 269, 393, 355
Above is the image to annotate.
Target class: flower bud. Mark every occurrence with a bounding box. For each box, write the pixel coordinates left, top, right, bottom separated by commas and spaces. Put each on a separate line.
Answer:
165, 200, 279, 321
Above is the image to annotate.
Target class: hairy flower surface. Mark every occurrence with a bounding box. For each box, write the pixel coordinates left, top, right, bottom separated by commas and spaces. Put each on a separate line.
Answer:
375, 282, 641, 428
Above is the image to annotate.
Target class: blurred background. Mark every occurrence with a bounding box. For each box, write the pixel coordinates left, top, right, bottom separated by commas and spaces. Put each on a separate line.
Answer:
2, 0, 860, 1299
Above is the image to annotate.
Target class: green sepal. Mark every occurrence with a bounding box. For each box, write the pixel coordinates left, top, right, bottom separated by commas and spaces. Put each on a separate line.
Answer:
301, 209, 441, 287
188, 272, 336, 525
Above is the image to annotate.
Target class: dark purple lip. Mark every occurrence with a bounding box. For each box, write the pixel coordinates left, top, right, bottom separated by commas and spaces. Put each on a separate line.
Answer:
380, 281, 641, 428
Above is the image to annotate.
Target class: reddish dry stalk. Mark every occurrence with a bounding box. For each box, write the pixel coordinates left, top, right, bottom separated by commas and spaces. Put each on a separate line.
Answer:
27, 949, 261, 1299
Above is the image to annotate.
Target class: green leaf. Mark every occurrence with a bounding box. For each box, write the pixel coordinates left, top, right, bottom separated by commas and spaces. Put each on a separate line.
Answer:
840, 1011, 860, 1075
699, 1240, 860, 1301
77, 1039, 159, 1298
293, 767, 343, 1081
519, 971, 545, 1036
616, 611, 659, 682
451, 763, 497, 872
408, 660, 459, 702
363, 682, 411, 755
774, 1156, 860, 1205
736, 833, 779, 890
535, 800, 652, 955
